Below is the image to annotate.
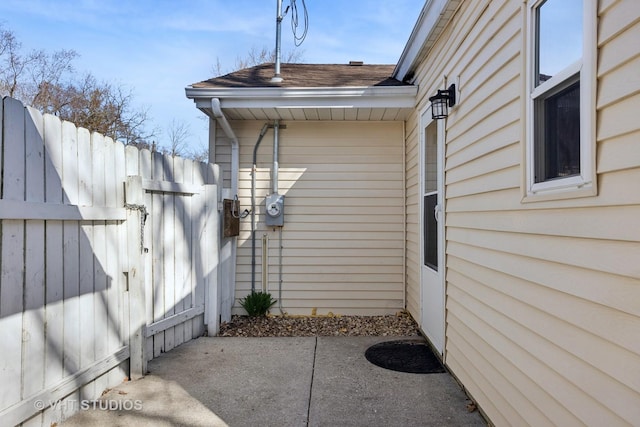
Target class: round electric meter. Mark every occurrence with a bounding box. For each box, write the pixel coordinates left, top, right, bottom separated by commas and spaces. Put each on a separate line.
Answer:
267, 202, 281, 217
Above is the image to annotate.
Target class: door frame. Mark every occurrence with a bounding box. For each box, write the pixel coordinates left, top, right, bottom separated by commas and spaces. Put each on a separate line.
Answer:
419, 107, 446, 355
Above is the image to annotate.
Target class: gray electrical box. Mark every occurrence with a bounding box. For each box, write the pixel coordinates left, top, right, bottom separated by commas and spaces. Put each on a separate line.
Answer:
265, 193, 285, 227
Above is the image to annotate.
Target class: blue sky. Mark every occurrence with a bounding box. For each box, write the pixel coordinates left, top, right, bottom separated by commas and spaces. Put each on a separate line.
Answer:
1, 0, 424, 153
537, 0, 582, 78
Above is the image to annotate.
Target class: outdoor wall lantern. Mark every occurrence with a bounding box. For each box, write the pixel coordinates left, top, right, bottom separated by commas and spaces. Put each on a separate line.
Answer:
429, 84, 456, 120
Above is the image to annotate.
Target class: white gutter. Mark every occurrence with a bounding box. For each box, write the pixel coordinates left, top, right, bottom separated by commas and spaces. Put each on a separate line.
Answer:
187, 86, 417, 98
211, 97, 239, 195
187, 86, 417, 109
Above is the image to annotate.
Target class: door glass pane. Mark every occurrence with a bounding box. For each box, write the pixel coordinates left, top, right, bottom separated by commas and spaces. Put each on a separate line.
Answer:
536, 0, 582, 86
424, 194, 438, 270
424, 122, 437, 193
423, 120, 438, 271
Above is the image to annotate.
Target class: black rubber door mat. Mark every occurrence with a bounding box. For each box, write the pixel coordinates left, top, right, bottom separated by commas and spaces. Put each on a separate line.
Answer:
365, 339, 446, 374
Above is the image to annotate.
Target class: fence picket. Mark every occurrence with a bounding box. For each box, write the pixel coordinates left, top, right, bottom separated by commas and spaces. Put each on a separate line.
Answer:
137, 148, 156, 360
126, 175, 146, 379
204, 182, 220, 334
91, 132, 110, 396
23, 106, 46, 403
43, 113, 64, 394
25, 107, 45, 202
61, 120, 81, 382
0, 97, 26, 410
207, 162, 220, 331
57, 120, 82, 421
104, 138, 122, 380
77, 127, 95, 401
40, 111, 67, 427
0, 97, 3, 192
3, 97, 25, 194
192, 161, 206, 337
162, 154, 176, 353
122, 146, 138, 376
183, 159, 194, 340
173, 156, 186, 347
151, 151, 165, 357
110, 138, 127, 384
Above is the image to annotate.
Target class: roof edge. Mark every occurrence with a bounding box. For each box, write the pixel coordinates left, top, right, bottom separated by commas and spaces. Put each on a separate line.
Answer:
393, 0, 461, 82
185, 85, 417, 100
185, 85, 418, 111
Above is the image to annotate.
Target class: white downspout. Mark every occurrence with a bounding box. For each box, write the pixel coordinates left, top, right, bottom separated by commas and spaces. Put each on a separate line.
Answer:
402, 121, 407, 312
211, 98, 239, 195
272, 120, 280, 193
210, 97, 239, 326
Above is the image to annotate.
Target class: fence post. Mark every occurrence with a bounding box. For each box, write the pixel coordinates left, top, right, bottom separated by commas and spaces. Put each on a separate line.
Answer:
125, 175, 147, 379
204, 183, 221, 335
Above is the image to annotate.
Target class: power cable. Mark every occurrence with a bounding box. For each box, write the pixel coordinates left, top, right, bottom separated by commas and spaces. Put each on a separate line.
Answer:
290, 0, 308, 47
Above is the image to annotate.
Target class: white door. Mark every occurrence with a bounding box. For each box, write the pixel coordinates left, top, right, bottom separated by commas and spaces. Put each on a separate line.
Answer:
420, 111, 445, 354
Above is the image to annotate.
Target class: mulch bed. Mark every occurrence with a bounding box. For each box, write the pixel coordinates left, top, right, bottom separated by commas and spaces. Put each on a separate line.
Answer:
218, 312, 421, 337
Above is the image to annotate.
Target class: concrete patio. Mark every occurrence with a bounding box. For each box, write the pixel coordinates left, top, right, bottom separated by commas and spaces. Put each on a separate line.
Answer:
62, 336, 486, 426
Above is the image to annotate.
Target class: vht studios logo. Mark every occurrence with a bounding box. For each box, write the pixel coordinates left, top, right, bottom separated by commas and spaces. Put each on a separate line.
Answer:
34, 399, 143, 411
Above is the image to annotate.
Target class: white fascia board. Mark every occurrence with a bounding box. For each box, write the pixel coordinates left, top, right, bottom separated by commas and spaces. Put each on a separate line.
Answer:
393, 0, 455, 82
185, 85, 417, 110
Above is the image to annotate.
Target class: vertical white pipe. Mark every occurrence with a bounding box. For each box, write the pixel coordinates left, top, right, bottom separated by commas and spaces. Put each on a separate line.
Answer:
278, 226, 284, 314
210, 98, 239, 195
210, 98, 239, 324
272, 120, 280, 194
402, 121, 407, 311
271, 0, 284, 83
251, 123, 270, 293
262, 234, 269, 293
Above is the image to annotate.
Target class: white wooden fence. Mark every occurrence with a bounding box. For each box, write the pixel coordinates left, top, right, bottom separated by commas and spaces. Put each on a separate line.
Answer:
0, 96, 220, 426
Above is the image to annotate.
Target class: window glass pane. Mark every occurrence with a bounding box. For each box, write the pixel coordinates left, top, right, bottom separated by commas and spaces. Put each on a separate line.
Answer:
536, 0, 582, 86
535, 80, 580, 182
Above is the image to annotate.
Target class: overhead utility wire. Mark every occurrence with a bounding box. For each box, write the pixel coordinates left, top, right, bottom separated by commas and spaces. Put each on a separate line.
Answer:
289, 0, 309, 46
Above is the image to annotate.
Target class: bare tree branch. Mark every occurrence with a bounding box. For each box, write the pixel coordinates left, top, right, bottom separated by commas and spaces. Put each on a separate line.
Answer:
165, 119, 191, 157
0, 24, 155, 148
213, 45, 304, 76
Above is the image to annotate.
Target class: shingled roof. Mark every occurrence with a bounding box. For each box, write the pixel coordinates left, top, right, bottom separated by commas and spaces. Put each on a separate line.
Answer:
190, 63, 409, 89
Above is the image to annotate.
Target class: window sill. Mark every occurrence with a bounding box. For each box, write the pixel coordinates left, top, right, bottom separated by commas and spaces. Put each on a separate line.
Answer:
522, 180, 597, 203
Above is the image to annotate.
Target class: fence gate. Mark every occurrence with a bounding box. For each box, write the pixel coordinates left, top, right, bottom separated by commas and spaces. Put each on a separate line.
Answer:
124, 150, 219, 375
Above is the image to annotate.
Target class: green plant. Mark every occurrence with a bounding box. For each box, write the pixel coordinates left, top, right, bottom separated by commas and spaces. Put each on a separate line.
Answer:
239, 291, 277, 317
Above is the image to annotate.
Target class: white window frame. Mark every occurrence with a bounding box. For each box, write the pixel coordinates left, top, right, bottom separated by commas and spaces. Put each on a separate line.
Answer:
524, 0, 597, 201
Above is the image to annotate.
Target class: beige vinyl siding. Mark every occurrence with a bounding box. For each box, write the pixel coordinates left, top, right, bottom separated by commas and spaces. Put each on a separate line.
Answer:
404, 117, 421, 320
405, 0, 640, 425
222, 120, 405, 315
210, 119, 232, 190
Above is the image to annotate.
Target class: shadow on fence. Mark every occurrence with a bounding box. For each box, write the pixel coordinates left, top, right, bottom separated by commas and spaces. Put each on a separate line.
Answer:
0, 96, 219, 426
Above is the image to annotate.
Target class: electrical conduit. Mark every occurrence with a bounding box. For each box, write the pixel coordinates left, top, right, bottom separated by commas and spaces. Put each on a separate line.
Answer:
272, 120, 284, 314
251, 123, 270, 293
